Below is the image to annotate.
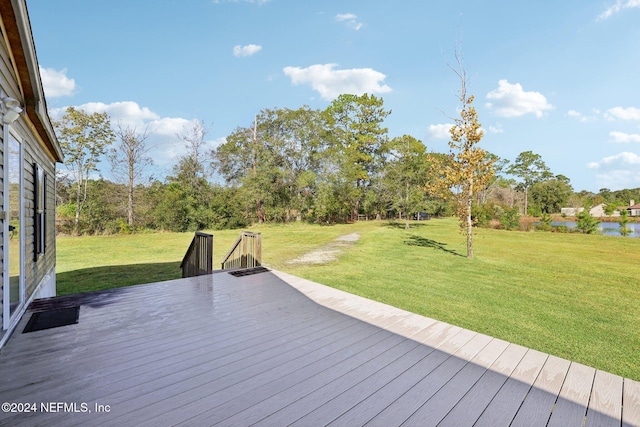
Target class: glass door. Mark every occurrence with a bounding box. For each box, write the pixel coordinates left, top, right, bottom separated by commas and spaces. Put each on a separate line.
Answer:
8, 136, 24, 316
7, 133, 23, 321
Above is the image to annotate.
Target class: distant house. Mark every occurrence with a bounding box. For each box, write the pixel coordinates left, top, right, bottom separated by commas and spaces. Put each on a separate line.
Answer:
1, 0, 63, 347
560, 207, 583, 216
561, 203, 623, 218
628, 200, 640, 217
588, 203, 607, 217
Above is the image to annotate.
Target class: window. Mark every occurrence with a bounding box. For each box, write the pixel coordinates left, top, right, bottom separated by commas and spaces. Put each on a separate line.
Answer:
34, 163, 46, 260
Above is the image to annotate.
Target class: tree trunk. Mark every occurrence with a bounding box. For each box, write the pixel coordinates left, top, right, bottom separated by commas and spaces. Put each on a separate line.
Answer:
74, 168, 86, 235
405, 182, 410, 230
128, 182, 134, 227
75, 183, 81, 232
128, 158, 134, 227
466, 186, 474, 259
256, 199, 264, 223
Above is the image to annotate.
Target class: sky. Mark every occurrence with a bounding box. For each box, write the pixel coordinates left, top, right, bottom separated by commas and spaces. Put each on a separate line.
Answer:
27, 0, 640, 192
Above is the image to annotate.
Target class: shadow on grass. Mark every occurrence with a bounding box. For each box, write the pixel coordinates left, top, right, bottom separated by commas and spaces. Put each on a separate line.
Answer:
404, 235, 464, 257
385, 221, 430, 230
57, 262, 182, 296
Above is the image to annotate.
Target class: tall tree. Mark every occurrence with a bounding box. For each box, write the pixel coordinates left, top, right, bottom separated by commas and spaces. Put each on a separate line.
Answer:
214, 123, 270, 222
162, 119, 214, 231
108, 124, 153, 227
383, 135, 431, 229
214, 106, 327, 223
507, 150, 552, 216
439, 51, 495, 258
324, 93, 391, 220
54, 107, 115, 234
529, 174, 573, 214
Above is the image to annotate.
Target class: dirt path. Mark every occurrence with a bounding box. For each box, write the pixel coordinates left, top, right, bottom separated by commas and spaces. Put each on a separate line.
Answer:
286, 233, 360, 265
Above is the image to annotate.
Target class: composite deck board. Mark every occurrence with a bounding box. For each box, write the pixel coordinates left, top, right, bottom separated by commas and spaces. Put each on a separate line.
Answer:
437, 343, 529, 426
401, 337, 510, 426
290, 322, 466, 426
195, 335, 413, 426
624, 379, 640, 427
1, 288, 347, 405
328, 328, 479, 426
365, 332, 493, 426
547, 362, 596, 427
247, 339, 422, 426
279, 341, 426, 426
470, 348, 548, 427
4, 277, 302, 360
0, 270, 637, 426
98, 320, 384, 425
510, 355, 571, 427
2, 301, 318, 381
585, 370, 623, 427
8, 310, 354, 417
117, 325, 394, 425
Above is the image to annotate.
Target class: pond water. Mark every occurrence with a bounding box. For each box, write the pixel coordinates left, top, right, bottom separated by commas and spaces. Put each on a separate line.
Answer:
550, 221, 640, 237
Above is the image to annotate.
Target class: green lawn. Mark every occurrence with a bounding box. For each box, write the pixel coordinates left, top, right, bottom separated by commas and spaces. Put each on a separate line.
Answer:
56, 218, 640, 380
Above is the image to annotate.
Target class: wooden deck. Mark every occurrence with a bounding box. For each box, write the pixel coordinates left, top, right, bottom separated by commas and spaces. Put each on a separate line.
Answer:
0, 269, 638, 426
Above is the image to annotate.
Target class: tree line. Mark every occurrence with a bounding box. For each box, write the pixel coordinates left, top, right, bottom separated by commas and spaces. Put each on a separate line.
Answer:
54, 96, 640, 243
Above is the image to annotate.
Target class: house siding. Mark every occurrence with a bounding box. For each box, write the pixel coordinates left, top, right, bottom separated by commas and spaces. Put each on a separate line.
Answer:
0, 1, 60, 343
22, 127, 57, 297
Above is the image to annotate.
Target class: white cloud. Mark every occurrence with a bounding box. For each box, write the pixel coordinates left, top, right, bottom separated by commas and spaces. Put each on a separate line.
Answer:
39, 67, 76, 97
428, 123, 453, 140
283, 63, 391, 100
233, 44, 262, 57
335, 13, 363, 30
597, 0, 640, 21
567, 110, 590, 122
609, 131, 640, 143
72, 101, 160, 127
587, 151, 640, 189
592, 169, 640, 190
49, 101, 199, 138
50, 101, 225, 181
488, 124, 504, 134
587, 152, 640, 190
485, 80, 553, 118
605, 106, 640, 121
587, 151, 640, 169
148, 117, 193, 136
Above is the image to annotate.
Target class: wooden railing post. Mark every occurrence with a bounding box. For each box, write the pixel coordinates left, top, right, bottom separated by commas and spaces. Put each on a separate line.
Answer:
221, 231, 262, 270
180, 231, 213, 278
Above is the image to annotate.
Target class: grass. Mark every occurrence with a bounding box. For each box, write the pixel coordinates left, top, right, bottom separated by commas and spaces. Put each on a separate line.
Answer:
56, 218, 640, 380
56, 223, 370, 293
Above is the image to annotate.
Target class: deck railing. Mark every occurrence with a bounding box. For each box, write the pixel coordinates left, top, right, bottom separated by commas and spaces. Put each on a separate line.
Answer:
180, 231, 213, 278
221, 231, 262, 270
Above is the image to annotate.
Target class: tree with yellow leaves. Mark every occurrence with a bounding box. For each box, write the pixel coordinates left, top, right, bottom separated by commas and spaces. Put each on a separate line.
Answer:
441, 51, 495, 258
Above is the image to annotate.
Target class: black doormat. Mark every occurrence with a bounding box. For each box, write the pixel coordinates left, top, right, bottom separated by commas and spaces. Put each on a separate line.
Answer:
22, 306, 80, 333
228, 266, 270, 277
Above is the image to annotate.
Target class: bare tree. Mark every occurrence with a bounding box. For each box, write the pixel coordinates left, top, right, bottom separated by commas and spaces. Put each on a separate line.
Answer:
173, 119, 209, 191
108, 124, 153, 227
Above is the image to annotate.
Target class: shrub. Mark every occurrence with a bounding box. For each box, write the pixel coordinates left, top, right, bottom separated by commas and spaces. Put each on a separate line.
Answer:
500, 207, 521, 230
472, 203, 497, 227
619, 209, 631, 236
575, 210, 600, 234
536, 212, 553, 232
